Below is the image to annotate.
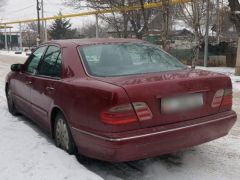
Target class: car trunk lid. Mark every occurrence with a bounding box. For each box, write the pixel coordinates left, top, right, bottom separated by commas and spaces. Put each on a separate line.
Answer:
95, 69, 232, 128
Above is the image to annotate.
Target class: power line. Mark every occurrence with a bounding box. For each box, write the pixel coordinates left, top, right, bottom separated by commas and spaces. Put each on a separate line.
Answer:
0, 0, 193, 25
44, 2, 62, 6
6, 4, 35, 13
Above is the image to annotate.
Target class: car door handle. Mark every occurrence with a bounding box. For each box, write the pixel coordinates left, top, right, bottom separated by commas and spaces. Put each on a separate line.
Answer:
25, 81, 32, 85
46, 86, 55, 91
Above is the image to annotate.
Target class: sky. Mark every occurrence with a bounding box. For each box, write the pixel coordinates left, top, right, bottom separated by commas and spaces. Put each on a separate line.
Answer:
0, 0, 94, 31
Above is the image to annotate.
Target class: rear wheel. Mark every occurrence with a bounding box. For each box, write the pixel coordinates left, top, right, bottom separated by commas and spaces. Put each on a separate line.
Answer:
54, 113, 76, 154
6, 87, 18, 116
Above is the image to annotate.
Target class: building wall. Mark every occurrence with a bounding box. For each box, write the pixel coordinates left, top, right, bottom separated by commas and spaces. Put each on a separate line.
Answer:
0, 34, 19, 49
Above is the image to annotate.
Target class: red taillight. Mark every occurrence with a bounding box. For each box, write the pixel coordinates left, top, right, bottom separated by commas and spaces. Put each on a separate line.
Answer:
100, 102, 152, 125
211, 89, 224, 108
211, 89, 232, 108
100, 104, 138, 125
221, 89, 232, 106
132, 102, 153, 121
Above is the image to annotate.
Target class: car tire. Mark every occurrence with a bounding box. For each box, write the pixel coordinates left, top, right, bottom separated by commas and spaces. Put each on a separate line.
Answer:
6, 86, 18, 116
54, 113, 76, 154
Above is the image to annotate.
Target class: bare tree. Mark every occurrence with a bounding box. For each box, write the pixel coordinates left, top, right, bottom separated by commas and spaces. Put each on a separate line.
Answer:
78, 22, 106, 37
228, 0, 240, 35
211, 6, 234, 42
65, 0, 129, 37
161, 0, 171, 50
22, 23, 38, 48
228, 0, 240, 74
176, 0, 207, 68
127, 0, 153, 39
66, 0, 155, 38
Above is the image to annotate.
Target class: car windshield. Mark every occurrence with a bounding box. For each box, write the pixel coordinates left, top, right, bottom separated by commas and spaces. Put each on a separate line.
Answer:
79, 43, 187, 77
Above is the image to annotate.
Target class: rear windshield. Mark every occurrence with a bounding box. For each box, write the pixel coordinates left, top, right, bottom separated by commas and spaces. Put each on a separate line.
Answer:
79, 43, 186, 77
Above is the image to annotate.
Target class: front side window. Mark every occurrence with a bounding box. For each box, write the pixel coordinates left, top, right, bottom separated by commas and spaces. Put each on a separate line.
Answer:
38, 46, 62, 78
26, 46, 47, 74
80, 43, 186, 77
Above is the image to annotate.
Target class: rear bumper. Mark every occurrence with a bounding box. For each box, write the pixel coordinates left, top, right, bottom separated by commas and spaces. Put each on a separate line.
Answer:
71, 110, 237, 162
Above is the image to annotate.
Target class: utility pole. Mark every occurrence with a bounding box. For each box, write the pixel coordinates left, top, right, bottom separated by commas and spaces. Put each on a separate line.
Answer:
4, 24, 8, 50
192, 0, 199, 69
216, 0, 220, 44
19, 23, 23, 51
41, 0, 47, 42
41, 0, 44, 28
36, 0, 41, 46
204, 0, 210, 67
236, 37, 240, 75
9, 27, 12, 50
44, 20, 48, 42
162, 0, 170, 50
95, 14, 99, 38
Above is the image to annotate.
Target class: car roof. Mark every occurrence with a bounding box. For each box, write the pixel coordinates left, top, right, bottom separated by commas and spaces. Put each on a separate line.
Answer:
43, 38, 144, 47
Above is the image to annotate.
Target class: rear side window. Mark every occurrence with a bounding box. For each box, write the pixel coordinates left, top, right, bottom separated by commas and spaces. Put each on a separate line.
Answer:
26, 46, 47, 74
38, 46, 62, 78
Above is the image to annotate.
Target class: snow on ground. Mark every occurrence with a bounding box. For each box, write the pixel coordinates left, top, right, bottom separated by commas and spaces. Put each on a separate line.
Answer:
0, 50, 29, 58
0, 53, 239, 180
0, 55, 103, 180
197, 66, 240, 93
197, 66, 240, 111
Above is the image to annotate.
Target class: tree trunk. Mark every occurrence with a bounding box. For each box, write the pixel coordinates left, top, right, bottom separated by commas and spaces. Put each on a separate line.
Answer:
235, 37, 240, 75
130, 13, 143, 39
228, 0, 240, 75
191, 1, 200, 68
139, 0, 148, 36
123, 13, 129, 38
162, 0, 170, 50
228, 0, 240, 35
192, 27, 200, 68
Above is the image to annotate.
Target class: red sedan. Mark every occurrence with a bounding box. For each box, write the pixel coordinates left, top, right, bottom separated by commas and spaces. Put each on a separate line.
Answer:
5, 39, 237, 162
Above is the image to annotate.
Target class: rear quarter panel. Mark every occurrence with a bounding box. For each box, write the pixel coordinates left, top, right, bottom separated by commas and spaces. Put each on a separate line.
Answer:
53, 78, 141, 134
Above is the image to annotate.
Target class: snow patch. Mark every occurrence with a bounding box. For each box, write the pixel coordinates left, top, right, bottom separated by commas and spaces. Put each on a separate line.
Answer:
0, 55, 102, 180
0, 50, 28, 58
197, 66, 240, 93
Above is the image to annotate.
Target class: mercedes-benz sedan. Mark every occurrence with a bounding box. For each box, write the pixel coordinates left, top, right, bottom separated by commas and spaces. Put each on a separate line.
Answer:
5, 38, 237, 162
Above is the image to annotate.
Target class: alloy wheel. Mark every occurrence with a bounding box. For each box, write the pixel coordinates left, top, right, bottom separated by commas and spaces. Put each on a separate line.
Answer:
55, 118, 70, 151
54, 113, 76, 154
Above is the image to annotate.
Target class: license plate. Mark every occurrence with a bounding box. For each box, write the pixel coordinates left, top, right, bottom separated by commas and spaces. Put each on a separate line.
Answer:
161, 93, 203, 113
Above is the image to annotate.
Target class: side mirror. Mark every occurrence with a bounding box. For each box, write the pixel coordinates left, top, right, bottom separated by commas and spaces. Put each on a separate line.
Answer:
11, 64, 23, 72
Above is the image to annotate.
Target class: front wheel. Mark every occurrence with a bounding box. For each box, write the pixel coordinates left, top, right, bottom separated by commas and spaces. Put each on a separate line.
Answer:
54, 113, 76, 154
6, 87, 18, 116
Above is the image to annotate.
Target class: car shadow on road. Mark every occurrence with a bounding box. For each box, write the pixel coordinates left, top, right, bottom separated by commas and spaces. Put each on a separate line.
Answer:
76, 150, 188, 180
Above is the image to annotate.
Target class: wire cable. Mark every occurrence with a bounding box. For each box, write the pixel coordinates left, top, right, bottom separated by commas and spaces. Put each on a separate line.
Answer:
6, 4, 35, 13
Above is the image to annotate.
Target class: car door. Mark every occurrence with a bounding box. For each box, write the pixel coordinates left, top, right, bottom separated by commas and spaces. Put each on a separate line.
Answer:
30, 45, 62, 131
13, 46, 47, 117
